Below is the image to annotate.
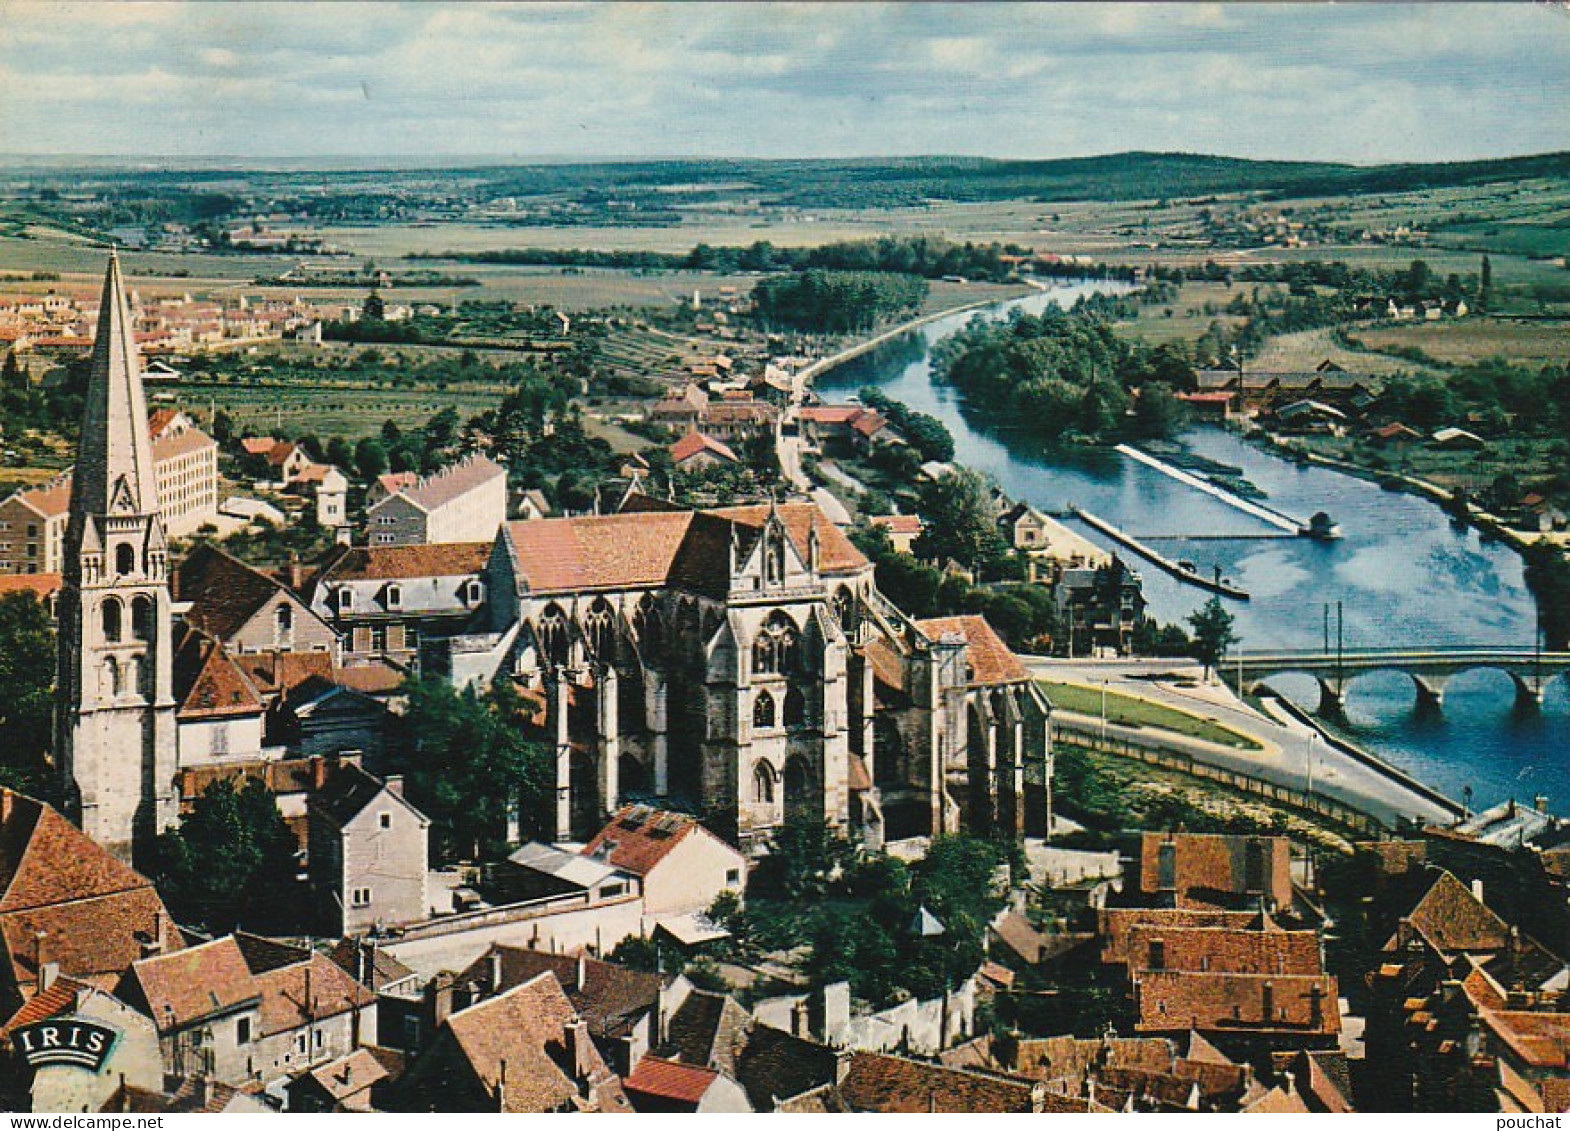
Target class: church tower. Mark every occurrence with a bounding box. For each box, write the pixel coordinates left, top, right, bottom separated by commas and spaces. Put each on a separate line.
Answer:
55, 252, 178, 863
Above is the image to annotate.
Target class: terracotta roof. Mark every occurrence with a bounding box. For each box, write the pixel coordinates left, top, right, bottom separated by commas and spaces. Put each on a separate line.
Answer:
125, 936, 259, 1031
838, 1052, 1037, 1113
624, 1056, 719, 1106
240, 437, 279, 456
914, 615, 1029, 685
504, 511, 695, 594
331, 661, 406, 695
438, 972, 628, 1113
1101, 908, 1264, 965
253, 950, 374, 1037
266, 440, 307, 467
1391, 870, 1511, 955
582, 805, 724, 877
317, 541, 491, 582
302, 1047, 399, 1103
849, 409, 888, 437
661, 988, 750, 1074
700, 400, 776, 425
375, 472, 418, 495
240, 650, 335, 696
0, 974, 87, 1036
105, 1076, 259, 1114
1484, 1010, 1570, 1070
171, 626, 265, 720
869, 514, 922, 535
1134, 970, 1340, 1036
0, 791, 181, 995
9, 479, 71, 519
798, 405, 862, 424
455, 945, 663, 1041
670, 430, 738, 465
710, 502, 865, 576
327, 938, 415, 991
0, 573, 62, 601
1123, 923, 1324, 977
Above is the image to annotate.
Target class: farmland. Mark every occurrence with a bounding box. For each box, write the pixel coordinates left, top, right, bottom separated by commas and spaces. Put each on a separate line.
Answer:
1348, 318, 1570, 368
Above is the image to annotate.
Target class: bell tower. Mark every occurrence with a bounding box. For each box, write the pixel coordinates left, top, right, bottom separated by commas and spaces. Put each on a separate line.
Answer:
55, 252, 178, 863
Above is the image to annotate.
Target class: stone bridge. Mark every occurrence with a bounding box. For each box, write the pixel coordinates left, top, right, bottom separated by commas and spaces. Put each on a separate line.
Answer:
1235, 647, 1570, 715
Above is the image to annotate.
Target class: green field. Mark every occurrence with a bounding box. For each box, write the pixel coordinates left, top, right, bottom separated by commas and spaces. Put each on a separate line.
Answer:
1037, 681, 1262, 750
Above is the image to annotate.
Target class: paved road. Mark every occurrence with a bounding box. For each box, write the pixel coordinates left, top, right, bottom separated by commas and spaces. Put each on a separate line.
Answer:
1028, 656, 1456, 828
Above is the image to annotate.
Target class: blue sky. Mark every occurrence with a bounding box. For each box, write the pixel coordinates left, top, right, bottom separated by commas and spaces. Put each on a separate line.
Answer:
0, 2, 1565, 164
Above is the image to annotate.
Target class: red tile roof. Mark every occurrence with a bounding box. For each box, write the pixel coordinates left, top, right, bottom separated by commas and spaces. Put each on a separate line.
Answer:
172, 626, 266, 720
1123, 924, 1324, 977
1134, 970, 1340, 1036
838, 1052, 1038, 1113
670, 430, 738, 465
317, 541, 491, 582
1099, 908, 1261, 965
0, 573, 61, 602
624, 1056, 719, 1105
1136, 833, 1294, 911
11, 479, 71, 519
581, 806, 704, 876
0, 975, 86, 1036
914, 615, 1029, 685
175, 542, 302, 642
125, 936, 259, 1031
1391, 870, 1511, 955
455, 945, 663, 1041
870, 514, 922, 535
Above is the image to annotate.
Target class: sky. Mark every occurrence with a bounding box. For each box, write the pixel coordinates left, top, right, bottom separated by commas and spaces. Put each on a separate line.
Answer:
0, 2, 1566, 165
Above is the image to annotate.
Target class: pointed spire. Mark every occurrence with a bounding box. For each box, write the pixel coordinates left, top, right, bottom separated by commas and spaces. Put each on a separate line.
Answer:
71, 251, 158, 518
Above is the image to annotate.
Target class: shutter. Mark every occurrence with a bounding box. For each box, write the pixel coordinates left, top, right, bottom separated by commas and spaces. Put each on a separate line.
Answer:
352, 626, 372, 654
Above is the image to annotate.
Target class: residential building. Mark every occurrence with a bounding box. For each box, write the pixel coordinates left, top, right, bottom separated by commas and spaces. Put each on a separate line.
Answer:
307, 762, 430, 936
624, 1057, 751, 1113
0, 478, 69, 576
284, 1046, 406, 1112
364, 454, 506, 547
289, 464, 349, 531
1133, 832, 1295, 912
116, 933, 376, 1090
308, 541, 491, 669
581, 805, 746, 918
868, 513, 921, 555
670, 430, 739, 471
175, 543, 337, 658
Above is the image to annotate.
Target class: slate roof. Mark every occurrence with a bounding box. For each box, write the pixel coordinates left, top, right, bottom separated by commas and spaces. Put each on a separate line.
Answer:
732, 1023, 840, 1111
838, 1051, 1037, 1113
0, 791, 182, 998
309, 762, 415, 829
913, 615, 1029, 685
661, 988, 751, 1074
327, 937, 415, 992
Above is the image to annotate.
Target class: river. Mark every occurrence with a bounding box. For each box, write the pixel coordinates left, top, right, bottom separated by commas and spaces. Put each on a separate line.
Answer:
816, 281, 1569, 812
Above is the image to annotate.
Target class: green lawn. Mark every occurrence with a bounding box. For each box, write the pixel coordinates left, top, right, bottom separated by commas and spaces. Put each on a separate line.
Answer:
1038, 680, 1262, 750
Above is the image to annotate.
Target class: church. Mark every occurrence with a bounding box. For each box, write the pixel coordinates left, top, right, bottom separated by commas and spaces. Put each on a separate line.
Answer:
54, 253, 1052, 864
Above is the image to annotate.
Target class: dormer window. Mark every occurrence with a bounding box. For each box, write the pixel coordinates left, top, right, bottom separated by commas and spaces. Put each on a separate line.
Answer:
337, 588, 354, 612
464, 579, 484, 605
386, 584, 403, 610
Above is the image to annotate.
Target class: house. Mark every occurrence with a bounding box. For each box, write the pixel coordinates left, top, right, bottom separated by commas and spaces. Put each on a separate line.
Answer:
837, 1051, 1045, 1113
514, 488, 551, 521
486, 841, 641, 908
696, 399, 779, 444
308, 541, 491, 669
284, 1046, 406, 1113
582, 806, 746, 918
1133, 832, 1294, 912
1372, 421, 1423, 447
1177, 391, 1237, 421
1273, 399, 1348, 435
0, 476, 70, 576
2, 979, 167, 1114
1432, 426, 1488, 451
289, 464, 349, 530
0, 790, 184, 1023
869, 513, 922, 555
0, 571, 62, 621
670, 430, 739, 471
175, 543, 337, 658
263, 441, 315, 487
307, 762, 430, 936
170, 624, 271, 766
997, 501, 1055, 551
624, 1057, 751, 1113
116, 933, 376, 1089
147, 410, 220, 537
649, 383, 710, 431
449, 944, 678, 1077
270, 676, 391, 763
364, 454, 507, 547
393, 972, 632, 1112
365, 472, 418, 510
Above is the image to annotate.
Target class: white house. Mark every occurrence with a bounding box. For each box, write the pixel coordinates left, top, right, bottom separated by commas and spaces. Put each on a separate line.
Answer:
581, 806, 746, 918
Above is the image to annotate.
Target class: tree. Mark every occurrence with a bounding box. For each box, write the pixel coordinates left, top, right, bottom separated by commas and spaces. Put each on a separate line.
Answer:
354, 436, 389, 480
150, 779, 302, 933
913, 467, 1007, 572
362, 290, 386, 321
209, 407, 235, 444
750, 818, 857, 901
325, 435, 354, 470
0, 592, 54, 795
1186, 596, 1238, 680
1129, 382, 1190, 440
393, 677, 553, 861
1479, 255, 1493, 313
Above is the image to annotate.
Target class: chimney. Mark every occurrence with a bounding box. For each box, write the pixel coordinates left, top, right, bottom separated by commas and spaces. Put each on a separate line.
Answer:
834, 1050, 853, 1086
430, 972, 455, 1028
39, 962, 60, 992
0, 788, 12, 825
791, 998, 809, 1038
489, 949, 504, 994
286, 552, 303, 592
1261, 980, 1275, 1022
385, 774, 404, 799
576, 953, 587, 994
567, 1016, 594, 1079
1471, 878, 1485, 904
496, 1058, 507, 1113
1309, 983, 1325, 1029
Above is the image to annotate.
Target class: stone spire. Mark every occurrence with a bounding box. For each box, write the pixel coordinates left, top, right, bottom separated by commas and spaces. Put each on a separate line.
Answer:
71, 250, 159, 521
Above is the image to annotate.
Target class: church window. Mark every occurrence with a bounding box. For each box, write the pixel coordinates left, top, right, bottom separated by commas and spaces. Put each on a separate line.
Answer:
784, 687, 807, 728
753, 690, 776, 730
752, 761, 776, 804
764, 528, 786, 585
833, 587, 857, 634
539, 604, 570, 668
114, 543, 135, 576
752, 611, 799, 675
584, 597, 616, 661
101, 597, 124, 642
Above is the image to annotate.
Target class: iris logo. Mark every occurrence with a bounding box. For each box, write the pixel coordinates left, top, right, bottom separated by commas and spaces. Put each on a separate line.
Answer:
12, 1018, 119, 1072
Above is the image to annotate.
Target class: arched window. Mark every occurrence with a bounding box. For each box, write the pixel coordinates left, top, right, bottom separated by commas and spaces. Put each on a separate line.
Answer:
114, 543, 135, 577
752, 611, 799, 676
538, 604, 570, 669
753, 761, 776, 805
126, 656, 144, 699
104, 657, 121, 699
101, 597, 124, 643
131, 595, 154, 641
833, 587, 857, 634
633, 592, 662, 658
753, 689, 776, 730
275, 603, 294, 648
784, 686, 806, 728
584, 597, 616, 661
